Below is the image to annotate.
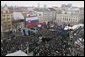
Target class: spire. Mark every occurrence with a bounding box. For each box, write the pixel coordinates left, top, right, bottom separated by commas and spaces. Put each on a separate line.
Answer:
4, 4, 7, 7
37, 3, 40, 8
44, 4, 47, 9
3, 4, 9, 10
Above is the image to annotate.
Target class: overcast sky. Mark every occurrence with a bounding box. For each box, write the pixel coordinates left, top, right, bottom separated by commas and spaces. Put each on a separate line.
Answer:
1, 1, 84, 7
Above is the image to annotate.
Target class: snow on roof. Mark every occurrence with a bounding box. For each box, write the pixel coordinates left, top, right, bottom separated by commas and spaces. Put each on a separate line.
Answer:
26, 17, 38, 21
71, 25, 79, 30
71, 24, 84, 30
64, 24, 84, 30
6, 50, 28, 56
64, 26, 72, 30
12, 12, 24, 20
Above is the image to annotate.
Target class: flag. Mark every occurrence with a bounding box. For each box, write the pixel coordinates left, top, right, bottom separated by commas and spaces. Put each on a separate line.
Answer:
26, 17, 39, 28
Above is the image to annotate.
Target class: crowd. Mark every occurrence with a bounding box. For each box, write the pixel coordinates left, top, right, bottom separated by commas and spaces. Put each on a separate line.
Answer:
33, 30, 71, 56
1, 22, 84, 56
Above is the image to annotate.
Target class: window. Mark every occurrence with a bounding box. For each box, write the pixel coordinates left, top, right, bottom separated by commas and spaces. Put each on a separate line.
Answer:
8, 25, 11, 28
76, 19, 78, 22
63, 18, 64, 20
39, 14, 41, 16
3, 21, 7, 24
1, 18, 5, 21
7, 15, 10, 17
58, 20, 60, 22
66, 18, 67, 21
3, 15, 5, 17
69, 19, 70, 21
7, 18, 10, 21
65, 12, 67, 14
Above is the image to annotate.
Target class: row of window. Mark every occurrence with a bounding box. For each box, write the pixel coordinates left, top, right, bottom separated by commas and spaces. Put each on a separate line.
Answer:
2, 26, 12, 30
1, 18, 11, 22
57, 18, 78, 22
57, 16, 78, 19
63, 18, 78, 21
57, 17, 78, 21
2, 14, 11, 17
3, 10, 10, 13
3, 23, 12, 27
56, 20, 78, 25
2, 21, 12, 26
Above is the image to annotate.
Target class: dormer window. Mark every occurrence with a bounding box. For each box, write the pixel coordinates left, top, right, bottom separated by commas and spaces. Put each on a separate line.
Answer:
2, 10, 9, 13
6, 10, 8, 13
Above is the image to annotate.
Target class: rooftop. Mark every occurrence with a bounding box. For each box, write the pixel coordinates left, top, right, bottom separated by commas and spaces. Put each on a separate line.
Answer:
12, 12, 24, 20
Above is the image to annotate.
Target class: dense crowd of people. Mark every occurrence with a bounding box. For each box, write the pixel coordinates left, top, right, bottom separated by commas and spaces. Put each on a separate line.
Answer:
1, 22, 84, 56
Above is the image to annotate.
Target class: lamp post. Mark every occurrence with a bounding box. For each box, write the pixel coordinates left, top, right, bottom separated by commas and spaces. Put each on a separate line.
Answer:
26, 42, 29, 55
1, 26, 4, 38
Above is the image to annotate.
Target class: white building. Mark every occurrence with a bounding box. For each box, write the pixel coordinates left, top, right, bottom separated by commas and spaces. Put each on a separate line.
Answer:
34, 8, 56, 24
56, 13, 80, 25
55, 4, 83, 25
79, 7, 84, 23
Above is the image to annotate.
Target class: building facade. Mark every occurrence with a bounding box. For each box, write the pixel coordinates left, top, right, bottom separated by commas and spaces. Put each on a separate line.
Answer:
12, 12, 25, 32
55, 4, 83, 26
56, 14, 80, 25
1, 5, 12, 32
34, 8, 56, 24
78, 7, 84, 23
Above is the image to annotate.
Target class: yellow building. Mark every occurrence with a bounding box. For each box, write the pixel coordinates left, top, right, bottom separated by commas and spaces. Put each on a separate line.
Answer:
1, 5, 12, 32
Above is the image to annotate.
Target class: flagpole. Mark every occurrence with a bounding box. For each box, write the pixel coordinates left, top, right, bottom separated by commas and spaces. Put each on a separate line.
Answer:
24, 15, 26, 28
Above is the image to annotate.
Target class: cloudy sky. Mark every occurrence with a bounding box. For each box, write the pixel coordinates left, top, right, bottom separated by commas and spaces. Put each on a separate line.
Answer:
1, 1, 84, 7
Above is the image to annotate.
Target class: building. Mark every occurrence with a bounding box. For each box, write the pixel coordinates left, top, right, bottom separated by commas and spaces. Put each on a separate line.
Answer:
34, 7, 56, 24
56, 13, 80, 25
55, 4, 83, 25
12, 12, 25, 32
48, 8, 56, 22
78, 7, 84, 23
1, 25, 4, 37
1, 4, 12, 32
